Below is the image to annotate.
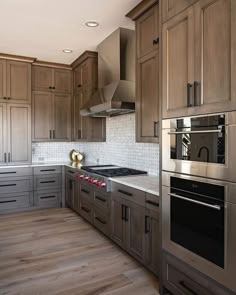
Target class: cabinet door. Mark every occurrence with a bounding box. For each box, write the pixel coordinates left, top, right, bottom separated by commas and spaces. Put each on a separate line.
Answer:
74, 181, 80, 213
136, 50, 159, 143
32, 91, 52, 141
162, 0, 197, 23
145, 211, 160, 275
136, 5, 159, 59
6, 61, 31, 104
81, 61, 90, 87
52, 93, 71, 141
89, 118, 106, 142
73, 66, 82, 93
65, 176, 75, 208
126, 203, 146, 263
53, 69, 72, 93
7, 104, 31, 164
0, 60, 6, 101
73, 91, 82, 140
111, 198, 125, 248
162, 7, 195, 119
32, 66, 53, 91
0, 104, 7, 165
194, 0, 236, 113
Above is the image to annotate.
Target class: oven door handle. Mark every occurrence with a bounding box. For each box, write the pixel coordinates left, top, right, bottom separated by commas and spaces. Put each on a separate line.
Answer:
168, 130, 222, 135
168, 193, 222, 210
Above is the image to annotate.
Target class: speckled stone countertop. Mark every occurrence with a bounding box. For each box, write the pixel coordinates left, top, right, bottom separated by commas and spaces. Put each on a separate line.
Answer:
110, 175, 159, 196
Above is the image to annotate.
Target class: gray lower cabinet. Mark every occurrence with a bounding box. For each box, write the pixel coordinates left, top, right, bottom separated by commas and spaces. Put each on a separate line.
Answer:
0, 192, 33, 213
65, 174, 76, 209
34, 190, 61, 208
79, 195, 94, 224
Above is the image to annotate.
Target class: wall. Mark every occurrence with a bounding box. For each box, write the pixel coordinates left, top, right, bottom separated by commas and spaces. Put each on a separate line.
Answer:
32, 113, 159, 175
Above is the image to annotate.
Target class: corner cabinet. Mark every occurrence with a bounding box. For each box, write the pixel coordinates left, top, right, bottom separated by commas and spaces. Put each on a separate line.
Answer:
127, 2, 160, 143
162, 0, 236, 118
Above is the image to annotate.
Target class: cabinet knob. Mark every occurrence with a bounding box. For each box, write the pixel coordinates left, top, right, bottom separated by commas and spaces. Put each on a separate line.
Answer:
49, 86, 52, 89
78, 84, 82, 88
52, 87, 55, 89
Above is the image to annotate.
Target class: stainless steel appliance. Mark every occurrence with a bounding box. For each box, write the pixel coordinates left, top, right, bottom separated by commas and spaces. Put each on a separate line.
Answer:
162, 112, 236, 182
75, 165, 147, 192
162, 171, 236, 293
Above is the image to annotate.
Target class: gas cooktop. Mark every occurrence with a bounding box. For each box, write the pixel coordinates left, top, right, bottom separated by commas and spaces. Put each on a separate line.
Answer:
81, 165, 147, 178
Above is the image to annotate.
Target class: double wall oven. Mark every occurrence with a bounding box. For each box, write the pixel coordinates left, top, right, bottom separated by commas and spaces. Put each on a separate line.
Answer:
162, 112, 236, 293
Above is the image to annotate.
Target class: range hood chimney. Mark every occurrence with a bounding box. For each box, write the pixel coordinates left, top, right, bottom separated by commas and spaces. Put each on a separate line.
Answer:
80, 28, 135, 117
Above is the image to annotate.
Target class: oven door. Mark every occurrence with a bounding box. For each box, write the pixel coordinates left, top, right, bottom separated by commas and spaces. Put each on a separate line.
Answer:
162, 172, 236, 293
162, 112, 236, 182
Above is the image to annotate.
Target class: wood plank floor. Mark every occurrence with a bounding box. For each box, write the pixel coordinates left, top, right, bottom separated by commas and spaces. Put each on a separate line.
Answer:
0, 208, 159, 295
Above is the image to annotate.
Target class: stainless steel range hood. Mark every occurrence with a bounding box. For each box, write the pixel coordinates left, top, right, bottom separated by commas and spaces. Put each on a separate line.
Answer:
80, 28, 135, 117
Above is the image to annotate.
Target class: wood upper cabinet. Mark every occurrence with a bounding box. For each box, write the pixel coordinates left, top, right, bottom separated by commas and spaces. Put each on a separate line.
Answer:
0, 60, 31, 104
32, 91, 71, 142
136, 5, 159, 59
0, 104, 7, 165
136, 50, 159, 142
7, 104, 31, 164
52, 93, 71, 141
0, 60, 6, 100
162, 0, 198, 23
162, 0, 236, 118
162, 6, 195, 118
33, 66, 72, 93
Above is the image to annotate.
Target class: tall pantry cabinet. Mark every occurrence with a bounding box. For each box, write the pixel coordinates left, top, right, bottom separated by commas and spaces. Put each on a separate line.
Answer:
0, 58, 32, 165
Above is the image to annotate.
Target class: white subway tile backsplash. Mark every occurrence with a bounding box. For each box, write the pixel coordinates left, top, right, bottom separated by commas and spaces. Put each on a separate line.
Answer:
32, 113, 159, 175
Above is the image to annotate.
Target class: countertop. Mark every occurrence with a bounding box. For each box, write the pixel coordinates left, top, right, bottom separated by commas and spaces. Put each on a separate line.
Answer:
110, 175, 159, 196
0, 161, 95, 169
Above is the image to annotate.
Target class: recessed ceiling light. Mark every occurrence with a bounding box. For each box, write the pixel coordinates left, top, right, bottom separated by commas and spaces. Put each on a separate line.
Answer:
63, 49, 73, 53
85, 21, 99, 28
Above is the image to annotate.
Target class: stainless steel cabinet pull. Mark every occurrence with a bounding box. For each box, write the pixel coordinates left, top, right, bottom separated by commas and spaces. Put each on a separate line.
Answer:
0, 184, 16, 187
0, 171, 16, 175
118, 189, 132, 197
145, 216, 151, 233
0, 200, 16, 204
187, 83, 193, 107
125, 206, 129, 222
81, 206, 90, 213
146, 200, 159, 207
78, 129, 81, 139
53, 130, 55, 139
194, 81, 200, 106
95, 216, 106, 225
168, 130, 222, 135
40, 196, 56, 199
49, 130, 52, 139
81, 188, 90, 194
95, 196, 106, 203
154, 121, 159, 138
40, 180, 55, 184
121, 205, 126, 220
40, 169, 55, 172
8, 153, 11, 162
4, 153, 7, 163
168, 193, 222, 210
179, 281, 199, 295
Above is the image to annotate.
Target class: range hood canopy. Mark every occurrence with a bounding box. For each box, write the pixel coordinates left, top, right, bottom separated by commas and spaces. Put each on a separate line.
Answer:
80, 28, 135, 117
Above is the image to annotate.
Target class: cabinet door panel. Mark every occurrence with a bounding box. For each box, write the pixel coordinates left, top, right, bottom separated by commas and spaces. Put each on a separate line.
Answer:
7, 104, 31, 164
73, 66, 82, 92
136, 51, 159, 142
65, 176, 75, 209
53, 69, 72, 93
126, 203, 145, 262
0, 60, 6, 101
111, 198, 125, 248
0, 104, 7, 165
162, 7, 195, 118
136, 5, 159, 58
6, 61, 31, 103
52, 93, 71, 141
194, 0, 236, 112
73, 92, 82, 140
32, 91, 52, 141
32, 66, 52, 91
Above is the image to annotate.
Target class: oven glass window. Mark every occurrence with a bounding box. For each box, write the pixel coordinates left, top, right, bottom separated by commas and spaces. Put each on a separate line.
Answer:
170, 177, 225, 268
170, 115, 225, 163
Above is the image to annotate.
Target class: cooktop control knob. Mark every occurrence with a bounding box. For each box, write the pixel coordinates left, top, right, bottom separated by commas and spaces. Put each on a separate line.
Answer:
93, 179, 98, 184
84, 176, 89, 180
76, 173, 80, 178
80, 174, 84, 178
101, 182, 106, 187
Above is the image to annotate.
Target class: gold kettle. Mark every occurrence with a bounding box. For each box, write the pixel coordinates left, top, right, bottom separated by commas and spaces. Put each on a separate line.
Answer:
70, 149, 84, 162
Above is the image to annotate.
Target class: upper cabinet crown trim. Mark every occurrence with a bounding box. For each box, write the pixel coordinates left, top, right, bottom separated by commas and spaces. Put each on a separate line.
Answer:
71, 51, 98, 69
126, 0, 158, 20
0, 53, 36, 63
33, 60, 72, 70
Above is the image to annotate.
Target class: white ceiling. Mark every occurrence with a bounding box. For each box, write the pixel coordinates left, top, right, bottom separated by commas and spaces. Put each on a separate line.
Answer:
0, 0, 142, 64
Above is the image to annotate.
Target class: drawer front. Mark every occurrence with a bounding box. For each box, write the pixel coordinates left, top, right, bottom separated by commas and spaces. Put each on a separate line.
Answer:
79, 196, 93, 224
112, 182, 145, 206
146, 193, 159, 212
0, 167, 32, 178
0, 177, 33, 194
34, 166, 62, 175
80, 183, 93, 202
94, 207, 111, 237
94, 190, 110, 212
34, 175, 61, 190
0, 192, 33, 212
34, 190, 61, 208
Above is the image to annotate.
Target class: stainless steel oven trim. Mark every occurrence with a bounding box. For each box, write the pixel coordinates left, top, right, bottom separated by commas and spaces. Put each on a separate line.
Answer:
162, 171, 236, 293
168, 129, 222, 135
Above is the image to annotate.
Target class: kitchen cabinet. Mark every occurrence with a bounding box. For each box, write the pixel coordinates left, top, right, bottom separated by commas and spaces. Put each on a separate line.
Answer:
127, 2, 160, 143
111, 198, 125, 247
162, 0, 236, 118
32, 91, 71, 142
32, 66, 72, 93
65, 175, 76, 209
0, 60, 31, 104
0, 103, 7, 165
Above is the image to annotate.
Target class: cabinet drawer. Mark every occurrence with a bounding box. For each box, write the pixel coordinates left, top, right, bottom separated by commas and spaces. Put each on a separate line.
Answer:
94, 207, 111, 237
34, 166, 62, 175
146, 193, 159, 212
112, 182, 145, 206
34, 190, 61, 208
34, 175, 61, 190
0, 192, 33, 212
0, 177, 33, 194
94, 190, 110, 213
0, 167, 32, 178
80, 183, 93, 202
79, 196, 93, 224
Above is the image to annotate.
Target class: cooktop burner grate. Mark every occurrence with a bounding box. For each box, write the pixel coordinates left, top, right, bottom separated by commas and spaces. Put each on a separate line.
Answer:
81, 165, 147, 177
